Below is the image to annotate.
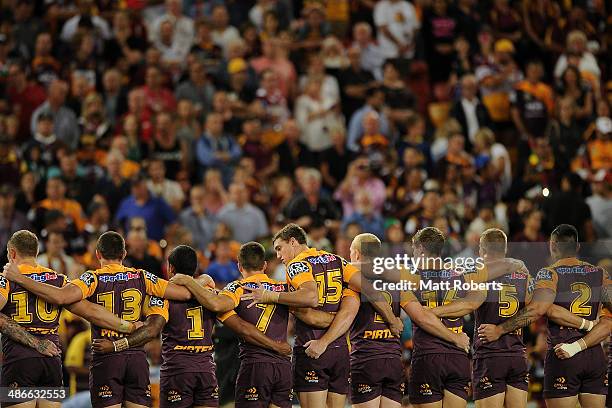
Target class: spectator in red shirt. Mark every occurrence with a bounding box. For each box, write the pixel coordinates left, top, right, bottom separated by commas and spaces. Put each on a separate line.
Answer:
141, 65, 177, 115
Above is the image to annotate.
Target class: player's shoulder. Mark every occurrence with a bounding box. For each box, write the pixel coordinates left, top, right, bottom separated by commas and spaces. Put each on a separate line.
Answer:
222, 279, 243, 294
146, 294, 167, 308
286, 259, 312, 279
77, 270, 98, 285
0, 274, 8, 290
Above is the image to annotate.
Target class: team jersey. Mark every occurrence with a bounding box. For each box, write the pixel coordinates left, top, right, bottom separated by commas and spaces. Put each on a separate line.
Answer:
0, 264, 66, 364
218, 273, 289, 364
286, 247, 359, 347
158, 292, 216, 374
70, 263, 168, 358
467, 263, 531, 358
408, 268, 467, 357
533, 257, 606, 348
349, 289, 403, 363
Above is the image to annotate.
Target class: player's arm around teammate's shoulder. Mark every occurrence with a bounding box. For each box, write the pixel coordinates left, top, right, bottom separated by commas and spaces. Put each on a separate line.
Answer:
304, 289, 360, 359
241, 259, 319, 308
290, 307, 334, 328
220, 312, 292, 356
171, 273, 236, 312
402, 299, 470, 351
478, 266, 557, 343
2, 261, 84, 305
432, 267, 487, 319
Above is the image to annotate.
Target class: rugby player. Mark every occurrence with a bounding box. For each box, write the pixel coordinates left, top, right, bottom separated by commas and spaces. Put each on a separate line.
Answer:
2, 231, 195, 408
242, 224, 399, 408
478, 224, 608, 408
0, 230, 139, 408
92, 244, 292, 408
294, 232, 470, 408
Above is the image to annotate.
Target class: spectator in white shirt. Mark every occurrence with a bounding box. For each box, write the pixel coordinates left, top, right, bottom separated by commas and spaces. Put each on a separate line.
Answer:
450, 74, 492, 147
351, 22, 385, 80
554, 30, 601, 82
295, 78, 343, 152
149, 0, 195, 65
374, 0, 420, 60
146, 159, 185, 212
211, 4, 241, 58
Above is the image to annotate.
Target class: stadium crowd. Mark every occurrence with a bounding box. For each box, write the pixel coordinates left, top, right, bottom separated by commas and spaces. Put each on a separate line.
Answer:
0, 0, 610, 406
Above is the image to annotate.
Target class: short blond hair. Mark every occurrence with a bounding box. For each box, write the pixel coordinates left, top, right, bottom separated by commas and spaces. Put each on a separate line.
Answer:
480, 228, 507, 255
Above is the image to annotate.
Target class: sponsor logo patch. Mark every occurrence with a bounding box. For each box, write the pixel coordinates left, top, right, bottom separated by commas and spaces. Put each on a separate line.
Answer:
356, 384, 373, 394
167, 390, 181, 403
535, 269, 552, 281
0, 276, 7, 289
245, 387, 259, 401
305, 370, 319, 383
419, 383, 432, 396
553, 377, 567, 391
98, 385, 113, 398
479, 377, 492, 390
212, 386, 219, 399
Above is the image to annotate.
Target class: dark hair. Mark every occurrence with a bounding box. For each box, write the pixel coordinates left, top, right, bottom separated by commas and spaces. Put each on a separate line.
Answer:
8, 230, 39, 257
551, 224, 579, 255
412, 227, 446, 256
365, 86, 383, 99
238, 242, 266, 271
96, 231, 126, 260
273, 223, 307, 245
168, 245, 198, 276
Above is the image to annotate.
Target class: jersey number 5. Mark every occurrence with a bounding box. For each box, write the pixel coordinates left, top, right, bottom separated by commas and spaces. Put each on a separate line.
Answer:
498, 284, 519, 317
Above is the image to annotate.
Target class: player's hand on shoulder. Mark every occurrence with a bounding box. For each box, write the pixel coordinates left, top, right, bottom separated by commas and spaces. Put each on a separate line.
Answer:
36, 339, 61, 357
170, 273, 194, 286
2, 262, 20, 281
92, 339, 114, 354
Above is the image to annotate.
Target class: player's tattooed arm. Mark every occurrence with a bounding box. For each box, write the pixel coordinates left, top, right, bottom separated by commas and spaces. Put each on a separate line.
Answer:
0, 312, 61, 357
479, 288, 555, 342
91, 315, 166, 354
290, 307, 334, 328
223, 314, 291, 355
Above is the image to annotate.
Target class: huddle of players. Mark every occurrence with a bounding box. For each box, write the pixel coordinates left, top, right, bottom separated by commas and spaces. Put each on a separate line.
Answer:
0, 222, 610, 408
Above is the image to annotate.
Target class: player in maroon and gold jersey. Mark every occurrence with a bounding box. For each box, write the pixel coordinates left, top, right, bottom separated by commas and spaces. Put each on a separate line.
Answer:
478, 224, 608, 408
0, 230, 138, 408
2, 231, 194, 408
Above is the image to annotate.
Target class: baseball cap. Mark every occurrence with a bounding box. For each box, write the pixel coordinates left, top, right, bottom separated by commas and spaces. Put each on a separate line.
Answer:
227, 58, 247, 75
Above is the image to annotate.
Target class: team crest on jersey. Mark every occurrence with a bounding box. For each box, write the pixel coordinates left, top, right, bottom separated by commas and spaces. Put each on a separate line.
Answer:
356, 384, 373, 394
98, 385, 112, 398
148, 296, 165, 307
79, 272, 96, 287
245, 387, 259, 401
419, 383, 432, 396
0, 275, 7, 289
305, 371, 319, 383
553, 377, 567, 390
287, 261, 310, 279
167, 390, 181, 402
